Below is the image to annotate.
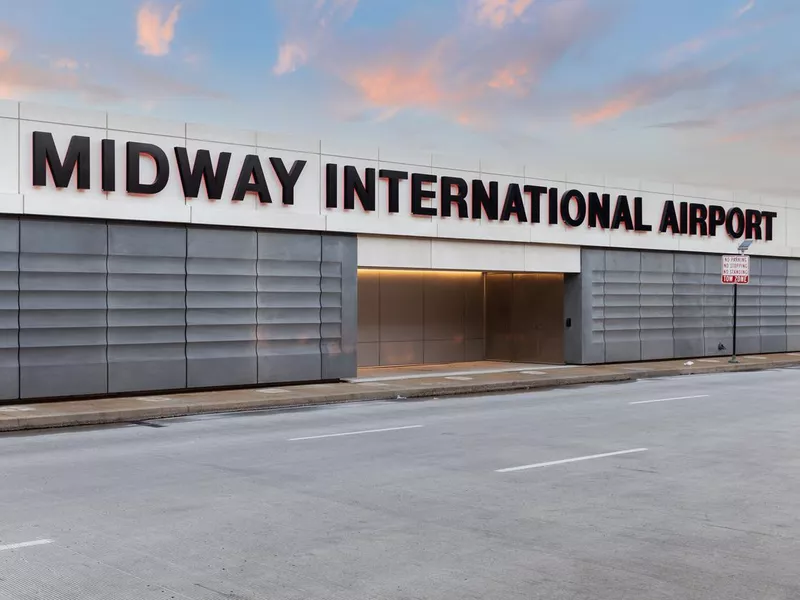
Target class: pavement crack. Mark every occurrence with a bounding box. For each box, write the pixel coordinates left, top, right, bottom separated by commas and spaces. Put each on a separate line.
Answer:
194, 583, 250, 599
702, 523, 785, 539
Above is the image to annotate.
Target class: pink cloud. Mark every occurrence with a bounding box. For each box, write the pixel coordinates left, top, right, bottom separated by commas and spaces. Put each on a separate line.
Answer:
273, 0, 359, 76
574, 92, 644, 126
273, 42, 308, 75
487, 64, 530, 93
136, 2, 181, 57
474, 0, 536, 28
311, 0, 613, 128
349, 63, 446, 110
573, 61, 735, 127
52, 57, 79, 71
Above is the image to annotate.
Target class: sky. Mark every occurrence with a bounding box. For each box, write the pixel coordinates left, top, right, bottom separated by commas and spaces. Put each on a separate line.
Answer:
1, 0, 799, 194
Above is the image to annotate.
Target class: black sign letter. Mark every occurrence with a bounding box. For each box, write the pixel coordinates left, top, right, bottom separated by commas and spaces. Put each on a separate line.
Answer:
101, 139, 115, 192
270, 158, 307, 206
524, 185, 546, 224
725, 207, 745, 239
174, 147, 231, 200
501, 184, 528, 222
411, 173, 438, 216
380, 169, 409, 213
611, 195, 634, 230
633, 197, 652, 232
763, 211, 777, 241
560, 190, 586, 227
472, 180, 499, 220
127, 142, 169, 195
587, 192, 610, 229
32, 132, 90, 189
745, 209, 763, 240
708, 205, 726, 236
689, 203, 708, 236
232, 155, 272, 203
441, 176, 469, 218
325, 164, 338, 208
659, 201, 680, 234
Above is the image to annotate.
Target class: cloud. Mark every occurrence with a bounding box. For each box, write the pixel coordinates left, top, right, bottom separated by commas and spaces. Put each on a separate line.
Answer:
273, 42, 308, 75
313, 0, 619, 127
647, 119, 716, 130
0, 60, 123, 101
735, 0, 756, 19
474, 0, 536, 28
349, 63, 445, 110
662, 10, 777, 66
573, 60, 736, 126
272, 0, 359, 76
0, 24, 222, 104
136, 2, 181, 56
487, 64, 530, 92
52, 57, 79, 71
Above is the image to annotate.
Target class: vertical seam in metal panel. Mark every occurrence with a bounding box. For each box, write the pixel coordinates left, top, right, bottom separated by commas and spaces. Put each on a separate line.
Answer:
184, 224, 188, 389
463, 272, 467, 362
638, 251, 643, 361
480, 272, 484, 360
319, 234, 323, 375
422, 271, 427, 364
256, 229, 260, 384
377, 268, 381, 366
671, 252, 676, 358
16, 217, 20, 399
105, 221, 109, 394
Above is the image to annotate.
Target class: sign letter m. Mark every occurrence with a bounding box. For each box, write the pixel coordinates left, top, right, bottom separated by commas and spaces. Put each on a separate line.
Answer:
32, 131, 91, 189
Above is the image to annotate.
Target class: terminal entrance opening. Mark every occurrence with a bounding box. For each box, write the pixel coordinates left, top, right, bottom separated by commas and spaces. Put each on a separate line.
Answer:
357, 269, 564, 368
484, 273, 564, 364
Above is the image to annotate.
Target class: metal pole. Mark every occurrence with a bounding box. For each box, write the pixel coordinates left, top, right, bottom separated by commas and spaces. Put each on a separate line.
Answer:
730, 283, 738, 364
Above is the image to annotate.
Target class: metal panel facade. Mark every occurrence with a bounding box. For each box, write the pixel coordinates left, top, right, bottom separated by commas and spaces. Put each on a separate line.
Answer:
640, 252, 674, 361
565, 248, 800, 364
0, 217, 18, 400
257, 231, 322, 384
108, 224, 187, 393
19, 219, 108, 399
187, 228, 259, 388
0, 217, 358, 401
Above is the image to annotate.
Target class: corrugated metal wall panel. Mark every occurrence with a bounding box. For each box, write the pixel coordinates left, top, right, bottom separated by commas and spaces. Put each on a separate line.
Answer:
18, 219, 108, 399
257, 231, 322, 384
0, 217, 18, 400
186, 228, 258, 388
603, 250, 641, 362
107, 224, 187, 393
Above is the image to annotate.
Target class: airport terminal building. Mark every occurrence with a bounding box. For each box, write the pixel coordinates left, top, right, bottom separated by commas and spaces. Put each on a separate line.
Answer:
0, 101, 798, 401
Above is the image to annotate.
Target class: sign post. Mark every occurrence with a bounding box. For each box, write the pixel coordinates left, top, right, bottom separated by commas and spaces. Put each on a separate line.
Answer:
722, 253, 751, 363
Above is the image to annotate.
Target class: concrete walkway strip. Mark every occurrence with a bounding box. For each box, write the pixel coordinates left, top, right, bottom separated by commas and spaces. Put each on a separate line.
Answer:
349, 365, 574, 383
1, 354, 798, 433
0, 539, 53, 552
630, 395, 710, 405
496, 448, 649, 473
289, 425, 424, 442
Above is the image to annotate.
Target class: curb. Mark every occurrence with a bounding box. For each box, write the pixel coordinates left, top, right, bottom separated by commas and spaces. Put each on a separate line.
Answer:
1, 359, 797, 433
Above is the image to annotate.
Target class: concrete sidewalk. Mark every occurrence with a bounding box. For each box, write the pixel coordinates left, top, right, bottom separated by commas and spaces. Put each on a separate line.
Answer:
2, 353, 799, 432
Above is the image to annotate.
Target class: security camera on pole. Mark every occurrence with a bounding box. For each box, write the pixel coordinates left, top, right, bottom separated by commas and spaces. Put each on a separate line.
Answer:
722, 240, 753, 364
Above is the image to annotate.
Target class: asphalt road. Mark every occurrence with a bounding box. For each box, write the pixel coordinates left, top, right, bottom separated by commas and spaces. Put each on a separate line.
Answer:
2, 368, 800, 599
